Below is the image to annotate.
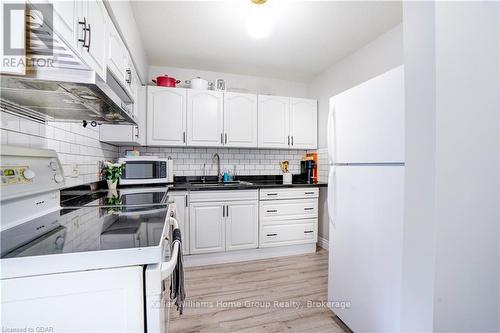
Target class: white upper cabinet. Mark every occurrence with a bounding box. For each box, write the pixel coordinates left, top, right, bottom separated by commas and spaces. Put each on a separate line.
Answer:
107, 20, 128, 84
147, 86, 187, 146
223, 92, 258, 148
77, 0, 108, 80
46, 0, 78, 51
187, 90, 224, 147
290, 98, 317, 149
258, 95, 290, 148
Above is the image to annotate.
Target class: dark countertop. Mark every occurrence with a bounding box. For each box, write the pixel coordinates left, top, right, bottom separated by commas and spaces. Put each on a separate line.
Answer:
167, 175, 327, 191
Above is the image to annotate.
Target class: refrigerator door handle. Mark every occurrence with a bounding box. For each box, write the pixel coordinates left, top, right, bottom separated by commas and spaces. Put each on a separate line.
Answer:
327, 167, 335, 227
327, 105, 335, 164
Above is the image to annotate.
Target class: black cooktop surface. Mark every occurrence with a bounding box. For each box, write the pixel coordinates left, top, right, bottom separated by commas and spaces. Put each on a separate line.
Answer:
1, 204, 169, 259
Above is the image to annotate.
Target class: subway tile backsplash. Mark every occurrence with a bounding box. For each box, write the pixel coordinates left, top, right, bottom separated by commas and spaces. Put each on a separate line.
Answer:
1, 111, 315, 185
0, 112, 118, 187
118, 146, 308, 177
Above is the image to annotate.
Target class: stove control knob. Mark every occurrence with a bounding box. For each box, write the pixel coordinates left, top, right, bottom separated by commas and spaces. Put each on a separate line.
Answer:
54, 174, 64, 183
49, 161, 58, 171
23, 169, 36, 180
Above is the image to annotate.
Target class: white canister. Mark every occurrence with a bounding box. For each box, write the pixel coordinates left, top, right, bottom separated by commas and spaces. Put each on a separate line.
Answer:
282, 172, 292, 184
189, 77, 209, 90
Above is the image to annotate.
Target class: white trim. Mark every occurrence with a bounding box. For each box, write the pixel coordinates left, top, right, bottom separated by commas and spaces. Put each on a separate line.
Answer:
183, 243, 316, 267
317, 236, 329, 251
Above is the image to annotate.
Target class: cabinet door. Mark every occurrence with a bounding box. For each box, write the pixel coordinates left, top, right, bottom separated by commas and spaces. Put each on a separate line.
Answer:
147, 86, 187, 146
223, 92, 257, 147
226, 201, 258, 251
171, 193, 189, 255
107, 20, 128, 84
79, 0, 108, 80
290, 98, 317, 149
187, 90, 224, 147
258, 95, 290, 148
189, 202, 225, 254
47, 0, 78, 51
134, 78, 146, 146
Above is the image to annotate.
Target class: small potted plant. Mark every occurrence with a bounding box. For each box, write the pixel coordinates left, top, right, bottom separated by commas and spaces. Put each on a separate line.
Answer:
102, 161, 124, 191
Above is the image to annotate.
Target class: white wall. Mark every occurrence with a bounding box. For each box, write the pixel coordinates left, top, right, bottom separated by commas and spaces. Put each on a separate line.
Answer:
307, 23, 404, 241
307, 23, 404, 149
400, 2, 437, 330
401, 1, 500, 331
148, 66, 308, 98
105, 0, 149, 83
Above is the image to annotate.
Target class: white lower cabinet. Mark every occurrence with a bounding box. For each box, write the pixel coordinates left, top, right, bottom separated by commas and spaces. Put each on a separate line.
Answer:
259, 188, 318, 248
170, 192, 190, 255
189, 202, 225, 254
226, 201, 258, 251
189, 190, 258, 254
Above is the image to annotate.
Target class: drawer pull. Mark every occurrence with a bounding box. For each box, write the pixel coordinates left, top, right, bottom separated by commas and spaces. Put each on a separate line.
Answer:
304, 230, 314, 234
305, 192, 315, 195
304, 207, 314, 211
267, 193, 278, 196
266, 233, 278, 237
267, 209, 277, 213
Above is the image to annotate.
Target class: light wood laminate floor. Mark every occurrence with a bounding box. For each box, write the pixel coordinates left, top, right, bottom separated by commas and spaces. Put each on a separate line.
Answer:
169, 249, 350, 333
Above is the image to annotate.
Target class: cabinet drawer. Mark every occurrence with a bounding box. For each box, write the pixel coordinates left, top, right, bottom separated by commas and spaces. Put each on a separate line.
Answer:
260, 199, 317, 222
190, 190, 258, 203
260, 220, 317, 247
259, 188, 319, 200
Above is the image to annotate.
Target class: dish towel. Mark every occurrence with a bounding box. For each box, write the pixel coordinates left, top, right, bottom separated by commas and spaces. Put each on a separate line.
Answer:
170, 227, 185, 314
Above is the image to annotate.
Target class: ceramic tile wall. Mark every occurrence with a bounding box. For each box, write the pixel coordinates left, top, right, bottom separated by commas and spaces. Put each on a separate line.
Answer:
118, 146, 309, 177
0, 112, 119, 187
316, 147, 329, 183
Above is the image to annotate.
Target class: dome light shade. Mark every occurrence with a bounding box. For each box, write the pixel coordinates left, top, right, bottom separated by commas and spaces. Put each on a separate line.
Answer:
246, 5, 272, 39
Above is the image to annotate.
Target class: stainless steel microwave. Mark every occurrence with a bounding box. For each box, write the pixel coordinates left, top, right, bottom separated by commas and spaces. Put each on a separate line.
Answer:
118, 157, 168, 185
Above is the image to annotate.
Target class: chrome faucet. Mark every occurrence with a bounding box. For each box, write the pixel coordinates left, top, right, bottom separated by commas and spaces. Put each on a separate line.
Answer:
212, 153, 222, 183
202, 162, 207, 183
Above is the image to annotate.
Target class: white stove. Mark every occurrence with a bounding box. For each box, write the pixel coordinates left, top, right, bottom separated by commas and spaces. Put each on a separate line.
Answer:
0, 146, 182, 333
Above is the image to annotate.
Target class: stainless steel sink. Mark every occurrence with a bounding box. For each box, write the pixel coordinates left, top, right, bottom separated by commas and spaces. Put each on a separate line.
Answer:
189, 181, 253, 187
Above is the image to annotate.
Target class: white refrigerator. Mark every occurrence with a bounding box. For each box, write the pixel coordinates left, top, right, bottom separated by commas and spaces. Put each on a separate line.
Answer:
327, 66, 405, 332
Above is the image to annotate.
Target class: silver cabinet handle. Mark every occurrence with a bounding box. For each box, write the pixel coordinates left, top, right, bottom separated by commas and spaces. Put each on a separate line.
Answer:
304, 230, 314, 234
222, 205, 225, 217
267, 193, 278, 196
126, 69, 132, 84
305, 191, 315, 195
287, 135, 290, 146
185, 195, 188, 207
134, 126, 139, 138
304, 207, 314, 211
267, 209, 277, 213
86, 23, 91, 51
266, 233, 278, 237
226, 205, 229, 217
220, 133, 223, 144
291, 136, 294, 146
183, 132, 186, 143
78, 17, 87, 46
225, 133, 227, 144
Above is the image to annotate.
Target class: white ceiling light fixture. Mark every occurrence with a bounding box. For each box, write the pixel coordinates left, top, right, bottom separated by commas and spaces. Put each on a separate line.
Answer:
246, 0, 273, 39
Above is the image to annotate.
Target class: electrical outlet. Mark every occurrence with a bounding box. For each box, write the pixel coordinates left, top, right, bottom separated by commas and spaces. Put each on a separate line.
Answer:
71, 163, 80, 178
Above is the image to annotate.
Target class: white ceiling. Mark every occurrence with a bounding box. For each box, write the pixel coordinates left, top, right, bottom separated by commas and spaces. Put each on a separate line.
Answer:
131, 1, 402, 82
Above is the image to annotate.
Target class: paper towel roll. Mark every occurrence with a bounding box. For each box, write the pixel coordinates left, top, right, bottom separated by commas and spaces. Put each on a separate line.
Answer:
167, 158, 174, 183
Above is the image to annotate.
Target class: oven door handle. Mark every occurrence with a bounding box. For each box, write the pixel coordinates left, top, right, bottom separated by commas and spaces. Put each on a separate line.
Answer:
160, 217, 180, 280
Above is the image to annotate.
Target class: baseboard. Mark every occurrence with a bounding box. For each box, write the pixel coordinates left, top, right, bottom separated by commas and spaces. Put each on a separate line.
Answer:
184, 243, 317, 267
317, 236, 329, 251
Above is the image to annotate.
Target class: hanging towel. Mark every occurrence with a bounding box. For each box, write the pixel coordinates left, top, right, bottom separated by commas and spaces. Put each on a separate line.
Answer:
170, 227, 185, 314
